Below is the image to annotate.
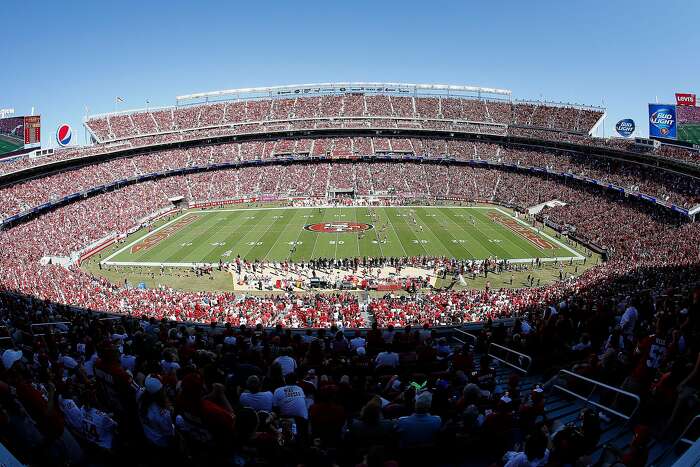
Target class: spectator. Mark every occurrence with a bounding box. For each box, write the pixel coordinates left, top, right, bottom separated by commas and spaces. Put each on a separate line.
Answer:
272, 373, 308, 420
395, 391, 442, 448
239, 375, 273, 412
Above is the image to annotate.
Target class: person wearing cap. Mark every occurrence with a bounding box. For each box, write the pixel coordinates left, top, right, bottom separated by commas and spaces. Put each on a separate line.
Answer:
518, 385, 545, 432
483, 398, 514, 452
395, 391, 441, 448
239, 375, 273, 412
138, 374, 175, 449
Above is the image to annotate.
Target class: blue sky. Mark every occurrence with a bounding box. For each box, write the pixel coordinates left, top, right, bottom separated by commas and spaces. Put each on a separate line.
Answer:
1, 0, 698, 147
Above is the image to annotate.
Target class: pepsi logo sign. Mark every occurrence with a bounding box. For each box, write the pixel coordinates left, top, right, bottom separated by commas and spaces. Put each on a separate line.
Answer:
649, 108, 675, 136
56, 124, 73, 147
305, 222, 373, 233
615, 119, 635, 138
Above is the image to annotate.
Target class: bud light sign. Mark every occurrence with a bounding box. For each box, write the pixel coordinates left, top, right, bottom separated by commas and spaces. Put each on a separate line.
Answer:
615, 119, 635, 137
648, 104, 677, 139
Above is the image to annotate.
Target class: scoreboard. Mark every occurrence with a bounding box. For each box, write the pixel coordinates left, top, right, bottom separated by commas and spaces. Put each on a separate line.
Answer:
23, 116, 41, 145
0, 115, 41, 157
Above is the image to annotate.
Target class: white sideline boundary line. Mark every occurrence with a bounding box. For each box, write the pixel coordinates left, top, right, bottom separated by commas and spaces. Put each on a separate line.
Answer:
493, 208, 584, 260
100, 206, 586, 267
193, 205, 497, 214
101, 212, 192, 265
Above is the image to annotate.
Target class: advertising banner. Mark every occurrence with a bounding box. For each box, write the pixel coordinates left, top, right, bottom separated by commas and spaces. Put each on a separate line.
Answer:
676, 93, 696, 106
615, 119, 635, 137
648, 104, 677, 139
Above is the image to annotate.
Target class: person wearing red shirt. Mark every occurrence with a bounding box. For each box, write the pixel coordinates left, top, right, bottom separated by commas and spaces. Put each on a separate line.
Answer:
624, 316, 673, 396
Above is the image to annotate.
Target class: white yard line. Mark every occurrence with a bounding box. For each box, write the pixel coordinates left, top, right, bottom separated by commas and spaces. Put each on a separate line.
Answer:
309, 209, 331, 260
353, 208, 361, 258
431, 208, 477, 258
382, 207, 410, 257
287, 212, 309, 260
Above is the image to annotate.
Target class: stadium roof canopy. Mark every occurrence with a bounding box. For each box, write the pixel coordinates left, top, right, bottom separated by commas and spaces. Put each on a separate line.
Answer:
176, 82, 513, 103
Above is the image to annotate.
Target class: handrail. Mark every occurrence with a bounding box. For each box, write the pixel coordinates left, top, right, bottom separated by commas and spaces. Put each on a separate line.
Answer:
453, 328, 478, 346
553, 369, 640, 420
650, 415, 700, 467
30, 321, 71, 336
487, 343, 532, 374
679, 414, 700, 446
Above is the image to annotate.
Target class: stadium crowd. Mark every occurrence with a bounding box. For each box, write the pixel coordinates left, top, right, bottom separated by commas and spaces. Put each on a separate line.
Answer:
84, 95, 602, 143
1, 106, 699, 180
0, 140, 698, 465
0, 261, 697, 466
2, 139, 700, 221
0, 161, 697, 331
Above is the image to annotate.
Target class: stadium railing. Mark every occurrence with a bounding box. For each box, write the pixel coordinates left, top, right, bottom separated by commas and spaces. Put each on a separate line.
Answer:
487, 342, 532, 374
0, 326, 11, 346
552, 369, 641, 421
650, 414, 700, 466
30, 321, 71, 337
452, 328, 478, 347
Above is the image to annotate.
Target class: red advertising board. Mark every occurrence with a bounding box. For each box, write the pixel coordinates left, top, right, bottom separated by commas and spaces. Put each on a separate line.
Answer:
676, 93, 697, 106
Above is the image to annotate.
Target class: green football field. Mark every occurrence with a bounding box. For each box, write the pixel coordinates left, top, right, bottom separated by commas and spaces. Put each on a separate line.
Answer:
678, 124, 700, 145
0, 135, 23, 155
101, 206, 583, 267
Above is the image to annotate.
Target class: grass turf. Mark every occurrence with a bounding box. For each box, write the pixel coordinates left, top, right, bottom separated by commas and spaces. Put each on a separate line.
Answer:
678, 124, 700, 145
102, 205, 581, 266
0, 137, 22, 155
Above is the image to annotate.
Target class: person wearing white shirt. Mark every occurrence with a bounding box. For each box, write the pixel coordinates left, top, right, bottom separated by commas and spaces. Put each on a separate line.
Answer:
620, 304, 638, 340
120, 344, 136, 373
273, 349, 297, 376
139, 375, 175, 448
375, 347, 399, 369
239, 375, 273, 412
349, 331, 366, 351
59, 395, 83, 432
503, 429, 549, 467
81, 405, 118, 450
273, 374, 308, 419
160, 351, 181, 375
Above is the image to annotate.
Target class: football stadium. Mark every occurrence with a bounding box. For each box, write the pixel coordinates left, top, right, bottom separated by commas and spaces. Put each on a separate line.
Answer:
1, 3, 699, 467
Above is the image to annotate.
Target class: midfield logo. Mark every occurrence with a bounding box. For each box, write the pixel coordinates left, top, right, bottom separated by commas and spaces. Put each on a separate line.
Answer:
305, 222, 373, 233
